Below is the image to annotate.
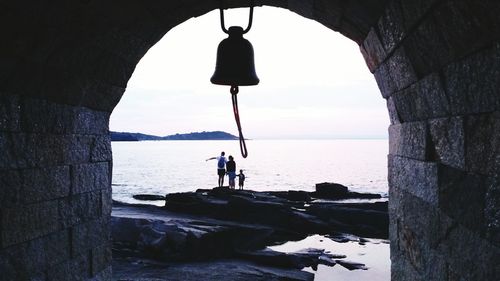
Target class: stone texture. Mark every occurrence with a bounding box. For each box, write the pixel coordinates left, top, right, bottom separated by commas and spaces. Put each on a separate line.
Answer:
72, 219, 110, 257
388, 155, 438, 206
442, 43, 500, 116
374, 47, 418, 97
47, 254, 90, 281
403, 15, 450, 78
72, 163, 110, 194
389, 122, 428, 161
464, 112, 500, 177
377, 0, 405, 53
433, 1, 499, 62
90, 135, 112, 162
428, 117, 465, 169
0, 132, 96, 169
90, 243, 112, 276
1, 200, 60, 247
391, 73, 449, 122
20, 97, 110, 135
59, 191, 103, 228
386, 96, 400, 125
0, 230, 70, 280
485, 177, 500, 246
360, 27, 387, 72
437, 165, 487, 234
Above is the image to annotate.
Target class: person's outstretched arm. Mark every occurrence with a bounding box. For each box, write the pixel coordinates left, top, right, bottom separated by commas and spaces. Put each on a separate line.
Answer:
206, 157, 216, 161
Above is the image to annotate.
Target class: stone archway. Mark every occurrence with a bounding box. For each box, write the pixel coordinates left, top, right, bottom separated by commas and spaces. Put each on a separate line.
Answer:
0, 1, 499, 280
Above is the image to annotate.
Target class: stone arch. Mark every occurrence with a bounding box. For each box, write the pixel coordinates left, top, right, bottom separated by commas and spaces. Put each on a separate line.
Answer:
0, 1, 499, 280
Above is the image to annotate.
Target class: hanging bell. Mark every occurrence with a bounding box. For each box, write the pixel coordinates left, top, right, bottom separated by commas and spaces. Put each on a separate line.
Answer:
211, 26, 260, 86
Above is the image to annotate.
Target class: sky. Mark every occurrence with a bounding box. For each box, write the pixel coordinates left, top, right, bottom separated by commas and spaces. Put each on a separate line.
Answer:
109, 7, 389, 139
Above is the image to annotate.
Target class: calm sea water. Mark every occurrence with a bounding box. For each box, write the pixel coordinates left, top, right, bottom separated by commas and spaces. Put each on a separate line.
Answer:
111, 139, 388, 204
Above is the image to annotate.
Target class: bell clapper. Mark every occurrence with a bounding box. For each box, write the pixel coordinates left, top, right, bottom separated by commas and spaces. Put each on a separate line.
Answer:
230, 85, 248, 158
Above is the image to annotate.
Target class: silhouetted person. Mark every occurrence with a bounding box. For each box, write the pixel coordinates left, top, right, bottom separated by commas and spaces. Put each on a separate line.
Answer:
206, 151, 227, 187
237, 169, 245, 190
226, 155, 236, 189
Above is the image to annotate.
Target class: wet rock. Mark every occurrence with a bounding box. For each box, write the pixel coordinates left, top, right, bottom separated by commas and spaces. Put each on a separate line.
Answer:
133, 194, 166, 201
336, 260, 368, 271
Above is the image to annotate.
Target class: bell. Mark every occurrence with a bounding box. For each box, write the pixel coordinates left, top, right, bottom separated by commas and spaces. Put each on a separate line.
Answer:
211, 26, 259, 86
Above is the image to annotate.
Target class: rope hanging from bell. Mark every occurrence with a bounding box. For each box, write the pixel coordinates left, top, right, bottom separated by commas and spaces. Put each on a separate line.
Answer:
210, 2, 259, 158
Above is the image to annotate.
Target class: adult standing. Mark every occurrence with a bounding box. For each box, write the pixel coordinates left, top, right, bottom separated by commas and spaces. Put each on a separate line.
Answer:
226, 155, 237, 189
206, 151, 227, 187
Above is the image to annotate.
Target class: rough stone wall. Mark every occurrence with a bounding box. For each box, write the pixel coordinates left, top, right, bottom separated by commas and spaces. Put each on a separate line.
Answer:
0, 94, 113, 280
360, 0, 500, 279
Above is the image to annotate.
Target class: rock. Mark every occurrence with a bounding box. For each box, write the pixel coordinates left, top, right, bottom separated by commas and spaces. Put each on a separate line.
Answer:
133, 194, 166, 201
313, 183, 382, 200
315, 182, 349, 197
113, 258, 315, 281
336, 260, 368, 271
237, 248, 339, 270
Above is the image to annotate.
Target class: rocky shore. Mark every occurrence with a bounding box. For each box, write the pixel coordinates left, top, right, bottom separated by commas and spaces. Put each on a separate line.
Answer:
112, 183, 388, 280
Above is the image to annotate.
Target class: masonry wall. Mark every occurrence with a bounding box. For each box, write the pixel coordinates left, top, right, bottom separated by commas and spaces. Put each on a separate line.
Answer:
360, 0, 500, 279
0, 94, 113, 280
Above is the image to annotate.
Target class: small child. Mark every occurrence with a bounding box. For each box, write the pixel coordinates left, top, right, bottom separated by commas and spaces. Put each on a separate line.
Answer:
237, 169, 245, 190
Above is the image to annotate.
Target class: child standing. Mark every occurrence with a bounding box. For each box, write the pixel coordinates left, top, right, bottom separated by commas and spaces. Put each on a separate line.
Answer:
237, 169, 245, 190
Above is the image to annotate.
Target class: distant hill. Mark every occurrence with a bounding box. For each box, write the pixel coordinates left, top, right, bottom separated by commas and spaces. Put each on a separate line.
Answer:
110, 131, 239, 141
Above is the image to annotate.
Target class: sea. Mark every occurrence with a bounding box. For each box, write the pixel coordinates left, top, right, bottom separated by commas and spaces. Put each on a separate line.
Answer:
111, 139, 391, 280
111, 139, 388, 204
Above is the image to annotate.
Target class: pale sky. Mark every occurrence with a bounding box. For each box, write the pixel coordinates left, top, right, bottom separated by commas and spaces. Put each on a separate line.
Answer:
110, 7, 389, 139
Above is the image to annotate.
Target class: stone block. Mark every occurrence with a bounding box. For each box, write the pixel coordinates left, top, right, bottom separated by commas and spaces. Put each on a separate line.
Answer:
360, 27, 387, 72
71, 218, 110, 256
59, 191, 102, 228
0, 132, 95, 169
388, 155, 438, 206
72, 163, 110, 194
90, 136, 112, 163
403, 15, 450, 77
436, 216, 500, 281
396, 191, 442, 274
386, 96, 400, 124
389, 122, 428, 160
464, 112, 500, 177
429, 117, 465, 169
374, 47, 418, 98
87, 266, 112, 281
0, 169, 22, 207
373, 61, 393, 97
101, 187, 112, 217
20, 97, 110, 135
0, 94, 20, 132
399, 0, 439, 32
377, 0, 405, 53
443, 43, 500, 115
47, 254, 90, 281
22, 166, 71, 204
1, 200, 60, 246
90, 243, 112, 276
485, 177, 500, 246
1, 230, 70, 275
433, 1, 499, 61
437, 165, 487, 234
392, 73, 449, 122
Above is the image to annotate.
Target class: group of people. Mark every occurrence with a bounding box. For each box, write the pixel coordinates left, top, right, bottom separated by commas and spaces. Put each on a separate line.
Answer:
206, 151, 245, 189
